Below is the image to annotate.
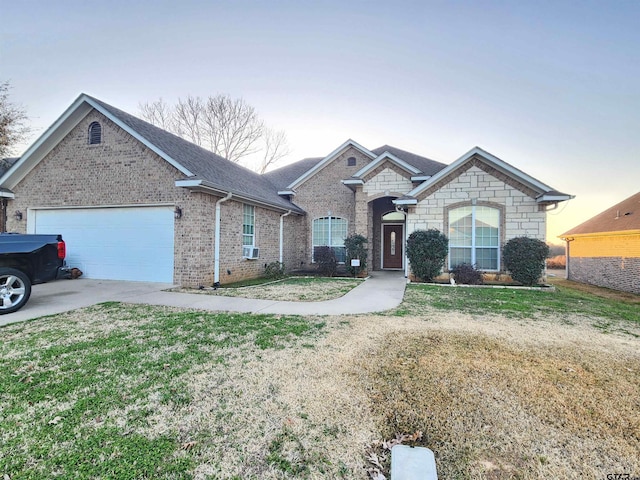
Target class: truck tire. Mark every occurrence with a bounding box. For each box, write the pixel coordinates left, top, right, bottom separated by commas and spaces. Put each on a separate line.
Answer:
0, 268, 32, 314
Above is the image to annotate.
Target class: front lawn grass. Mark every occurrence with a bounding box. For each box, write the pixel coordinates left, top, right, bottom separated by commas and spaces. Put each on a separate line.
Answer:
396, 283, 640, 326
0, 303, 326, 479
362, 330, 640, 479
177, 276, 362, 302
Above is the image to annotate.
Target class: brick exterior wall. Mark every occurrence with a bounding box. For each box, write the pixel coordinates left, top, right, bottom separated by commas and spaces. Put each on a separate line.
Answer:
6, 110, 295, 287
567, 233, 640, 295
216, 200, 305, 284
569, 256, 640, 295
293, 146, 373, 263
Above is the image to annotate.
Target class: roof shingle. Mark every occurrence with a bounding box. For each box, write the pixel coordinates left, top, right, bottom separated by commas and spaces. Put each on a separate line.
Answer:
561, 191, 640, 236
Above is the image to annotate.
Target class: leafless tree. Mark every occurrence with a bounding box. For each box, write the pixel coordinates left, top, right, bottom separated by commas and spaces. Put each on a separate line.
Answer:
0, 81, 30, 158
139, 94, 288, 171
138, 98, 173, 131
259, 127, 290, 174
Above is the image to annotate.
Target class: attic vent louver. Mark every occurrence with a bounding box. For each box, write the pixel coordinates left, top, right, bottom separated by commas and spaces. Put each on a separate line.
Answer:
88, 121, 102, 145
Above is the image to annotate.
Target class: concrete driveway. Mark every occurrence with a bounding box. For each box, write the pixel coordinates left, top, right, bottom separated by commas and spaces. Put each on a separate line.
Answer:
0, 278, 174, 328
0, 272, 407, 328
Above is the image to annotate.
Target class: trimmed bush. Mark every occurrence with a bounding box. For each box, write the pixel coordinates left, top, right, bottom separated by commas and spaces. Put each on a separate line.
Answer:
314, 246, 337, 277
345, 234, 368, 276
503, 237, 549, 286
264, 261, 286, 280
406, 229, 449, 282
451, 263, 484, 285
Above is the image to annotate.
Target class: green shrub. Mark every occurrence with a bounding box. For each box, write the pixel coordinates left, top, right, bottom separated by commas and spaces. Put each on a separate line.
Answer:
344, 234, 368, 275
406, 229, 449, 282
264, 261, 286, 280
451, 263, 484, 285
314, 246, 337, 277
503, 237, 549, 286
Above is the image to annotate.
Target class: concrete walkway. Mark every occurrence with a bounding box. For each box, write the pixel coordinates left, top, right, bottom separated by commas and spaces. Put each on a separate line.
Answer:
138, 270, 407, 315
0, 271, 407, 327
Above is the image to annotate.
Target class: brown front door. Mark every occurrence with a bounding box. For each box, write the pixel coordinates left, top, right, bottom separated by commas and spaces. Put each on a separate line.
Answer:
383, 224, 403, 269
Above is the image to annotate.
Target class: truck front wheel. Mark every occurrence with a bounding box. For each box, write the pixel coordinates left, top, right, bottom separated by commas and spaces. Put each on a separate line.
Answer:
0, 268, 32, 314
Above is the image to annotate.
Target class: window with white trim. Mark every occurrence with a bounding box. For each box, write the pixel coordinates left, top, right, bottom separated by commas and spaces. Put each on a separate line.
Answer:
88, 121, 102, 144
312, 216, 347, 263
449, 205, 500, 270
242, 204, 255, 246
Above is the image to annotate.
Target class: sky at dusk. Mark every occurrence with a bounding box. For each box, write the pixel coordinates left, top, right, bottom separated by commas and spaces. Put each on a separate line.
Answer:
2, 0, 639, 242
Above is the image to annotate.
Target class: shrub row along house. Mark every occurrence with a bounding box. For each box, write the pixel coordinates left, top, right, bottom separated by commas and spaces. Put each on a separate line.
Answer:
0, 94, 573, 286
561, 191, 640, 295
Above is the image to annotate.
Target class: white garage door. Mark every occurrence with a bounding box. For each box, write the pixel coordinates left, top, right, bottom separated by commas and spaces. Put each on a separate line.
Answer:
30, 206, 175, 282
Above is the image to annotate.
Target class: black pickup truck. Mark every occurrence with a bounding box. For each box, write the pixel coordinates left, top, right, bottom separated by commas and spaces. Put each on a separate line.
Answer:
0, 233, 70, 314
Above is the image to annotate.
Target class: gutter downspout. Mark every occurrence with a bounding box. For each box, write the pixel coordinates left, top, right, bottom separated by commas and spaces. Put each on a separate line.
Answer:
279, 210, 292, 264
214, 192, 232, 286
564, 237, 574, 281
395, 205, 409, 278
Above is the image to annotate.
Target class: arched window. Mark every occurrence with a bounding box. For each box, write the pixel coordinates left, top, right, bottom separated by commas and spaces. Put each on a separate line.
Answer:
88, 121, 102, 144
449, 205, 500, 270
312, 216, 347, 263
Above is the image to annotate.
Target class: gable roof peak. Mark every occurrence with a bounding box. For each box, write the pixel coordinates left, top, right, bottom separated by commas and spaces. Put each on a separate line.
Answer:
0, 93, 303, 214
285, 138, 376, 189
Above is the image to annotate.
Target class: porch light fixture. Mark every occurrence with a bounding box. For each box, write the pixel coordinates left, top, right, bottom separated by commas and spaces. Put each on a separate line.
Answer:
174, 206, 182, 219
14, 210, 23, 221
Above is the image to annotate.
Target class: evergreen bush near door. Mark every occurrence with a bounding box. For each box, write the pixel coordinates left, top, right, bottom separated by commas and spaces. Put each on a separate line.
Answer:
406, 229, 449, 282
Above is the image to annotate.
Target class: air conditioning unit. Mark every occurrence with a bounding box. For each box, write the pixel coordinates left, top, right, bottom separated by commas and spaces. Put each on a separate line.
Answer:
242, 246, 260, 259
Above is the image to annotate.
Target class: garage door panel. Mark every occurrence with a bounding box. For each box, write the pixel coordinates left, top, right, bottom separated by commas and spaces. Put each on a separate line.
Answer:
32, 207, 174, 283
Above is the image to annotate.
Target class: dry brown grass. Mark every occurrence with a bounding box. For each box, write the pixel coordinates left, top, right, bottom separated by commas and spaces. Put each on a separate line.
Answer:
361, 327, 639, 478
3, 282, 639, 479
546, 255, 566, 269
174, 277, 361, 302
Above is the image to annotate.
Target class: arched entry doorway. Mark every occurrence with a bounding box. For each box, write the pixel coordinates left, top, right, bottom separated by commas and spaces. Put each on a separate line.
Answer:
381, 211, 405, 269
370, 196, 406, 270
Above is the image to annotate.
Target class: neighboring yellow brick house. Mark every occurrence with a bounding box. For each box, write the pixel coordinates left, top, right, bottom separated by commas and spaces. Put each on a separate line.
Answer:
0, 94, 573, 286
560, 192, 640, 295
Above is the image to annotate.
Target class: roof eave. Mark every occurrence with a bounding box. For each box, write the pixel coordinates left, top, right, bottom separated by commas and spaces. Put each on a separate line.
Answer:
0, 94, 195, 191
559, 229, 640, 239
406, 147, 558, 198
536, 194, 575, 203
176, 179, 304, 214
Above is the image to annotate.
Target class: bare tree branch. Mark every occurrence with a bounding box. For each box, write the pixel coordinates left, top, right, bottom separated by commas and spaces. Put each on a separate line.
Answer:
259, 128, 290, 174
138, 98, 173, 131
139, 93, 287, 170
173, 96, 204, 146
0, 81, 30, 158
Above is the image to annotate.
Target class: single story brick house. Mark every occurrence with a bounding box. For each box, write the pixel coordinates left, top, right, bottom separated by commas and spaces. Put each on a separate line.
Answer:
560, 192, 640, 295
0, 94, 572, 286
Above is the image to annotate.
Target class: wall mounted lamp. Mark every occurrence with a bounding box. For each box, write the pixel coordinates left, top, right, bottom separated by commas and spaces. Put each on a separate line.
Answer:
174, 206, 182, 219
14, 211, 23, 221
